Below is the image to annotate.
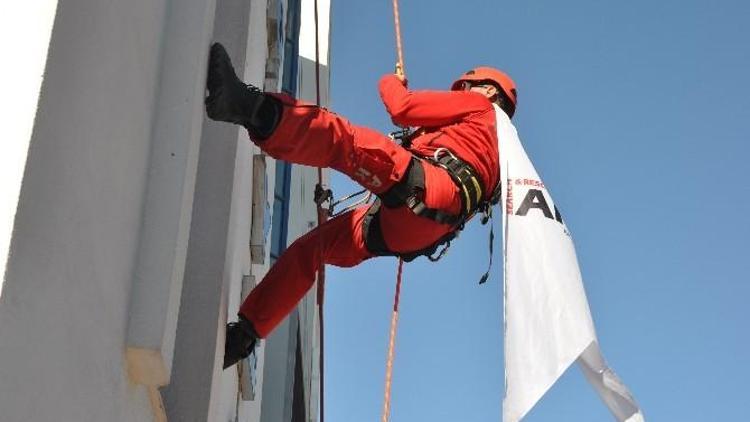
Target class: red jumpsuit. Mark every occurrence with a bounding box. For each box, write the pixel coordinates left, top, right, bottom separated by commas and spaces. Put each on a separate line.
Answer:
239, 75, 500, 337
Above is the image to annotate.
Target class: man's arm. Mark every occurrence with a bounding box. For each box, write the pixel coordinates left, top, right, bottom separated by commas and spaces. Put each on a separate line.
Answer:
378, 74, 491, 127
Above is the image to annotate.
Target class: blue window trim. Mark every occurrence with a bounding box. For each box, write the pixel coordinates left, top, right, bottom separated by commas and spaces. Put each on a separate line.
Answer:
281, 0, 301, 96
270, 160, 293, 262
269, 0, 301, 262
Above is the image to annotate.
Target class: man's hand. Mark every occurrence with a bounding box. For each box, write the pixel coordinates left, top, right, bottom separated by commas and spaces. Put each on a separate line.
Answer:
394, 62, 407, 86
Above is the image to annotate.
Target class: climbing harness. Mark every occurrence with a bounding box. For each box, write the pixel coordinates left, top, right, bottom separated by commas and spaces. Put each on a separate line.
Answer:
364, 147, 502, 264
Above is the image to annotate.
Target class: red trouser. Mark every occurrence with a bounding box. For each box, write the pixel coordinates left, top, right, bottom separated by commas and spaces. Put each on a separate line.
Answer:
240, 94, 461, 337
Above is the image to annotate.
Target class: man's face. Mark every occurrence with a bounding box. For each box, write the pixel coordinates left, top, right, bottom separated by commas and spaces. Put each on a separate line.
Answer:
461, 80, 499, 100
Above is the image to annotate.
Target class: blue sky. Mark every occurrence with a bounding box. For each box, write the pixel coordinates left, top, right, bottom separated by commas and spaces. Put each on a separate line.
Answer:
323, 1, 750, 420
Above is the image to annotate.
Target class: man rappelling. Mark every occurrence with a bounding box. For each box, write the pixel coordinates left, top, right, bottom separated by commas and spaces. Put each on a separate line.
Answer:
205, 43, 517, 369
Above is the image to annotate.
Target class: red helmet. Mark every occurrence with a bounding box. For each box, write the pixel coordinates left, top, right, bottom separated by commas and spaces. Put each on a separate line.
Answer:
451, 66, 517, 107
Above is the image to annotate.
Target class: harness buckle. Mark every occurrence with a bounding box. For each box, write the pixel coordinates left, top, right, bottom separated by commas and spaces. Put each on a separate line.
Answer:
433, 147, 458, 163
405, 195, 426, 214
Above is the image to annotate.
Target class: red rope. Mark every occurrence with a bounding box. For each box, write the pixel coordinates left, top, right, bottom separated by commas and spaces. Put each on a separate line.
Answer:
381, 2, 407, 421
381, 259, 404, 422
312, 1, 326, 422
392, 0, 406, 79
313, 1, 407, 420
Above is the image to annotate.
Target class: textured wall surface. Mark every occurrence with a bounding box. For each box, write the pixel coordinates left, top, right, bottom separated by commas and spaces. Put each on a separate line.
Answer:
0, 0, 168, 420
0, 0, 213, 420
0, 0, 330, 421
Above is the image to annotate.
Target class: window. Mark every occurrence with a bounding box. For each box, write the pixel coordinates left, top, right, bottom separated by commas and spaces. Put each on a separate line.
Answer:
269, 0, 301, 262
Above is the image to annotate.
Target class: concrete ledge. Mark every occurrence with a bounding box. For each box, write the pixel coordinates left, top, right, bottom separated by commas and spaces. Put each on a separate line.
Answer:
125, 0, 217, 387
148, 385, 168, 422
126, 347, 170, 387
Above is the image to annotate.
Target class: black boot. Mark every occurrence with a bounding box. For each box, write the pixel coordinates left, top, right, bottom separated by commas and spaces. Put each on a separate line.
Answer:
223, 314, 259, 369
205, 42, 282, 139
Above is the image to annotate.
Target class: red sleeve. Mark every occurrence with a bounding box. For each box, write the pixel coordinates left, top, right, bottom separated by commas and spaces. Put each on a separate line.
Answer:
378, 74, 492, 127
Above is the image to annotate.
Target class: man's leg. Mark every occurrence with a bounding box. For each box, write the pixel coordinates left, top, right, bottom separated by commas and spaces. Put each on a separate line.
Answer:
224, 206, 372, 368
205, 43, 412, 194
256, 96, 412, 194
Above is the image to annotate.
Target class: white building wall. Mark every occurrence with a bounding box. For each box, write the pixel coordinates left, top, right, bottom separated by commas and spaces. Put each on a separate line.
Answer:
0, 0, 207, 420
0, 0, 330, 421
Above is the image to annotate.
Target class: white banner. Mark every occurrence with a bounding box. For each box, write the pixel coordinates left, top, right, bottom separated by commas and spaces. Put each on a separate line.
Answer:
496, 105, 642, 422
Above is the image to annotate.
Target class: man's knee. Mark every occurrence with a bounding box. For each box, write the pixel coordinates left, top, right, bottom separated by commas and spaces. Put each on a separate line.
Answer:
250, 95, 283, 139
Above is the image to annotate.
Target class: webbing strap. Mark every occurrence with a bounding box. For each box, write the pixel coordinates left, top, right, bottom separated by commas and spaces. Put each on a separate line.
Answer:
362, 200, 458, 263
428, 153, 484, 217
382, 153, 487, 225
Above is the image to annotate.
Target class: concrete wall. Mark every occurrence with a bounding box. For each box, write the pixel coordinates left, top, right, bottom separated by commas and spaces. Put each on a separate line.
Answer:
161, 1, 268, 421
0, 0, 330, 420
0, 0, 183, 420
125, 0, 217, 391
